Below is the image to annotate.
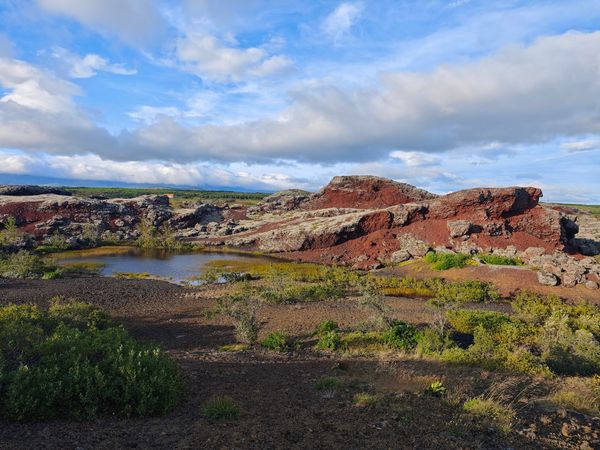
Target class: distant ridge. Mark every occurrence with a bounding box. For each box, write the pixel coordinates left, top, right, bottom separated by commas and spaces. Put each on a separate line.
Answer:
0, 173, 273, 194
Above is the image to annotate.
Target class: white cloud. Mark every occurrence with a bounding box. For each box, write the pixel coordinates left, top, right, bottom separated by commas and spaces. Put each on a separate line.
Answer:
4, 31, 600, 171
0, 56, 80, 113
128, 92, 220, 124
36, 0, 164, 45
51, 48, 137, 79
561, 139, 600, 152
176, 34, 293, 82
321, 2, 363, 43
390, 151, 442, 167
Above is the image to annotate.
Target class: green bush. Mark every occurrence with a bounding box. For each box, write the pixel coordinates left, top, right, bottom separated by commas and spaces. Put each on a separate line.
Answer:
0, 251, 53, 279
416, 328, 451, 355
316, 331, 341, 351
446, 310, 512, 334
381, 320, 418, 350
478, 254, 522, 266
314, 320, 339, 336
424, 252, 471, 270
201, 395, 240, 420
0, 300, 183, 421
261, 331, 294, 352
434, 280, 500, 304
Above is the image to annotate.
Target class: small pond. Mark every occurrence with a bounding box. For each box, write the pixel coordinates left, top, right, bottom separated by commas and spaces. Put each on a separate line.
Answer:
56, 247, 271, 284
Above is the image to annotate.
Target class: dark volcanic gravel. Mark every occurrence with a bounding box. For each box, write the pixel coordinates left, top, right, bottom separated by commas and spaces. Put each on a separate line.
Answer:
0, 277, 597, 449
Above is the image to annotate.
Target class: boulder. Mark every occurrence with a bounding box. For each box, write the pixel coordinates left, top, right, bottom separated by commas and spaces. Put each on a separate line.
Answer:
585, 280, 599, 290
537, 271, 559, 286
390, 250, 411, 263
447, 220, 472, 238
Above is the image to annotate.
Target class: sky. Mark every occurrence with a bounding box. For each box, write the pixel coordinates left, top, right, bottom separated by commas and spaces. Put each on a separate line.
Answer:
0, 0, 599, 202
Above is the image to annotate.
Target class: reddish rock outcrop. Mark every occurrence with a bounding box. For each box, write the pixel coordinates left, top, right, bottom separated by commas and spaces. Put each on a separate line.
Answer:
302, 176, 437, 210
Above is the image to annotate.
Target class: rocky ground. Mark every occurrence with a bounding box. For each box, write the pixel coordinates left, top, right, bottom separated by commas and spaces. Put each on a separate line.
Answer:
1, 277, 598, 449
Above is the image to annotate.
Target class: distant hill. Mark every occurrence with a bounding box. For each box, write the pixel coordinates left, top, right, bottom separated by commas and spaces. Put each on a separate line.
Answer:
0, 173, 273, 194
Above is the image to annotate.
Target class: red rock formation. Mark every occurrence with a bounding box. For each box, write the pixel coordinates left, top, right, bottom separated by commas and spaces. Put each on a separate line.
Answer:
303, 175, 437, 210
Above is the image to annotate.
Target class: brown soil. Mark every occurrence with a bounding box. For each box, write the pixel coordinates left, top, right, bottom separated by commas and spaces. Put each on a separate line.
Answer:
0, 277, 598, 449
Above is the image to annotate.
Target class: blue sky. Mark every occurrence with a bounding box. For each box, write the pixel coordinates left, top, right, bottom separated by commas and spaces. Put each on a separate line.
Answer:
0, 0, 599, 202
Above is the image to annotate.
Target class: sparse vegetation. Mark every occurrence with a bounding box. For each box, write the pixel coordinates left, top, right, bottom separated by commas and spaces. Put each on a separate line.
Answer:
546, 377, 600, 417
0, 299, 183, 421
201, 395, 241, 420
314, 376, 343, 391
0, 251, 54, 279
463, 397, 515, 433
424, 251, 471, 270
261, 331, 294, 351
316, 330, 341, 351
478, 254, 523, 266
353, 393, 378, 407
427, 380, 447, 396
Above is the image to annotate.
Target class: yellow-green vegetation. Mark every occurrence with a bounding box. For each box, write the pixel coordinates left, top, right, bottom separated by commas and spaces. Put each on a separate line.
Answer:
214, 293, 260, 344
478, 254, 523, 266
50, 246, 135, 259
424, 251, 523, 270
0, 251, 102, 280
0, 298, 183, 421
204, 259, 360, 283
201, 395, 241, 420
431, 291, 600, 377
546, 377, 600, 417
137, 220, 188, 250
114, 272, 153, 279
0, 216, 22, 248
0, 251, 52, 279
261, 331, 295, 352
353, 393, 379, 407
55, 261, 105, 277
463, 397, 515, 433
218, 343, 250, 352
424, 251, 471, 270
427, 380, 447, 396
553, 203, 600, 219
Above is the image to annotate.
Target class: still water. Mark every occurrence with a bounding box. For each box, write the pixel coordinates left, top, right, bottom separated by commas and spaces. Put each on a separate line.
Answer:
57, 247, 268, 284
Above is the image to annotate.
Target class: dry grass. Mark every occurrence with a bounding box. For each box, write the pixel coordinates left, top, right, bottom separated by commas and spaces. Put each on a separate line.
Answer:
546, 377, 600, 417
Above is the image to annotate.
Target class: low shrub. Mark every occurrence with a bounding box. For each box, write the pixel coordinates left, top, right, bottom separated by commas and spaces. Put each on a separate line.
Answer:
261, 331, 294, 352
424, 252, 471, 270
427, 380, 447, 396
416, 328, 451, 355
353, 393, 378, 407
214, 293, 260, 345
446, 310, 513, 334
478, 254, 522, 266
314, 376, 342, 391
201, 395, 240, 420
381, 320, 418, 350
314, 320, 339, 336
463, 397, 515, 433
0, 299, 183, 421
0, 251, 53, 279
434, 280, 500, 304
316, 330, 341, 351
